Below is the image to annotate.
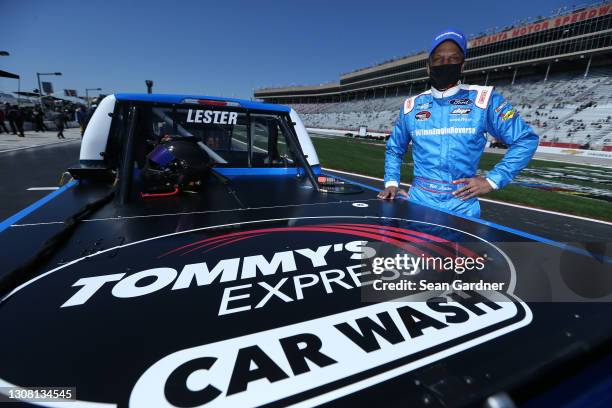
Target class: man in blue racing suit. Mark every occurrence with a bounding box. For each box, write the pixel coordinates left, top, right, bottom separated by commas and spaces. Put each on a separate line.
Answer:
378, 29, 539, 218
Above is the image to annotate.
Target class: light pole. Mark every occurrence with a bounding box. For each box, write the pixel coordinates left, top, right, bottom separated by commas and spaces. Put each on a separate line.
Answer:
36, 72, 62, 110
85, 88, 102, 108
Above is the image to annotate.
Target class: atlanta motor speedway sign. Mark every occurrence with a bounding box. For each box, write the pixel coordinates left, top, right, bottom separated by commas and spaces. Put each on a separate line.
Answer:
0, 217, 531, 407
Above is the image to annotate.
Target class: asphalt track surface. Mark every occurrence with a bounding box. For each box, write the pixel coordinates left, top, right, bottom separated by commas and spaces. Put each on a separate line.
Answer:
0, 138, 610, 258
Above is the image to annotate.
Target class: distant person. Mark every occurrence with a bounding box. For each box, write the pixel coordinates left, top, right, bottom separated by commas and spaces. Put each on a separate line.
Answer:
33, 107, 48, 132
76, 105, 87, 136
14, 106, 25, 137
25, 107, 34, 126
0, 108, 8, 133
54, 111, 66, 139
378, 29, 539, 217
84, 104, 97, 130
6, 104, 18, 135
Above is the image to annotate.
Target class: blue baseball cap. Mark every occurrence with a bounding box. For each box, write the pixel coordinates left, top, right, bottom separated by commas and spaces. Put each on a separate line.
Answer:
429, 29, 467, 57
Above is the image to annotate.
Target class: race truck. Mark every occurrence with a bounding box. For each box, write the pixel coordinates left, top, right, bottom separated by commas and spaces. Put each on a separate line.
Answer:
0, 94, 611, 407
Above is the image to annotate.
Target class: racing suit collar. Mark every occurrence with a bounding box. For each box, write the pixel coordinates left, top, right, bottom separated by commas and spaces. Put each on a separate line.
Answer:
430, 81, 461, 99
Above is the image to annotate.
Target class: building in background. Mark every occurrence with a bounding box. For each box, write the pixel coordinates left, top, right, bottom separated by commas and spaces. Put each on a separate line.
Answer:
255, 2, 612, 104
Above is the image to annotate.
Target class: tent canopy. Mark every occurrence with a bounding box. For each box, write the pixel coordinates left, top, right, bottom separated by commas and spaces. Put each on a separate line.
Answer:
0, 70, 20, 79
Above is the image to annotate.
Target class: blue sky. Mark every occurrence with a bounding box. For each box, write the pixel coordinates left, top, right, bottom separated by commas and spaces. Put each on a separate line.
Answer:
1, 0, 570, 99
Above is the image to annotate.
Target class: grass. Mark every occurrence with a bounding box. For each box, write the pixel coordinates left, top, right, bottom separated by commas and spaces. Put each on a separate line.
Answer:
311, 136, 612, 222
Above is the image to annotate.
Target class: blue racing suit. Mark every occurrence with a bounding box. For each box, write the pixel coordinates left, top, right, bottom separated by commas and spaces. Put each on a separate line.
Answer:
384, 83, 539, 217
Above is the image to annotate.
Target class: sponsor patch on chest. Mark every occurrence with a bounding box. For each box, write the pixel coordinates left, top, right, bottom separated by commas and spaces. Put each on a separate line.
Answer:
451, 108, 471, 115
415, 111, 431, 121
450, 98, 472, 105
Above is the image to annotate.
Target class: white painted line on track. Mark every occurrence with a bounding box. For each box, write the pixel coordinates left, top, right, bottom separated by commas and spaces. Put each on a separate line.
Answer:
322, 167, 612, 226
0, 139, 80, 154
529, 155, 612, 169
27, 187, 60, 191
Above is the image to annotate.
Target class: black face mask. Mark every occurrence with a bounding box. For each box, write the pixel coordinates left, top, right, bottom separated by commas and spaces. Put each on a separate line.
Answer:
429, 63, 462, 91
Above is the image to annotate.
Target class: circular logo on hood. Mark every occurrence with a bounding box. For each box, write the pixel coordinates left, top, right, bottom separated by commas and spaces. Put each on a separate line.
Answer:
0, 216, 522, 407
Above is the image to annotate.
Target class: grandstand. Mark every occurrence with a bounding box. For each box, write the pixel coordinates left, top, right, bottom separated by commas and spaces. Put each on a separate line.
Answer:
254, 2, 612, 151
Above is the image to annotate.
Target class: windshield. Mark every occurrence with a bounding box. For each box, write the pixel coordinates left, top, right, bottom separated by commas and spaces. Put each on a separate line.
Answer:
133, 104, 297, 168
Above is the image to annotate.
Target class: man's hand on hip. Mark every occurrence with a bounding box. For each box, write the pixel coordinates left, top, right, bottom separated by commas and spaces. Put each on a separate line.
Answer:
378, 186, 408, 200
452, 176, 492, 200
